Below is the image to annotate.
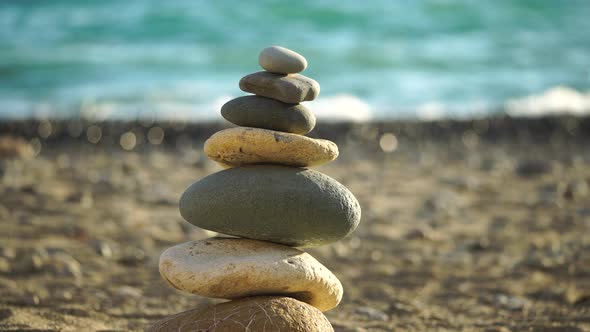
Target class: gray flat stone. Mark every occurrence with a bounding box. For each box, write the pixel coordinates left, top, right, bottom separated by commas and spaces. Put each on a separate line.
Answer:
179, 165, 361, 247
221, 96, 316, 134
259, 46, 308, 74
239, 71, 320, 103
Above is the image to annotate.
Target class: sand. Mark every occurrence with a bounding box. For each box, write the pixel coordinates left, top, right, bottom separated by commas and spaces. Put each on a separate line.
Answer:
0, 116, 589, 331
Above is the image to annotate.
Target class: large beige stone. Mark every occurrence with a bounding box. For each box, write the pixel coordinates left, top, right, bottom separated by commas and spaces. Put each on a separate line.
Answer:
146, 296, 334, 332
204, 127, 338, 167
159, 238, 343, 312
239, 71, 320, 103
259, 46, 308, 74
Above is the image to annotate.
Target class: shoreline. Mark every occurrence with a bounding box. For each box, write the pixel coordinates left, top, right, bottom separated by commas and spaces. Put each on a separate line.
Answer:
1, 114, 589, 146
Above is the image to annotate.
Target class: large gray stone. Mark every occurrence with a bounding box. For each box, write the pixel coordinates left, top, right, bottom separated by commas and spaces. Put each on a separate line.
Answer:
239, 71, 320, 103
179, 166, 361, 247
221, 96, 316, 134
146, 296, 334, 332
259, 46, 308, 74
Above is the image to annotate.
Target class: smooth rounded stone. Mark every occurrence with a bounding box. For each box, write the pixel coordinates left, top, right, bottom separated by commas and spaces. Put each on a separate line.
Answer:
221, 96, 316, 134
204, 127, 337, 167
239, 71, 320, 103
159, 238, 343, 311
179, 166, 361, 247
259, 46, 308, 74
147, 296, 334, 332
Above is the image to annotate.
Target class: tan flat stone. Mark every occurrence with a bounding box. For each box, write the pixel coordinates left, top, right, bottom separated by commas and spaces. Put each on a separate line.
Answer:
159, 238, 343, 312
146, 296, 334, 332
204, 127, 338, 167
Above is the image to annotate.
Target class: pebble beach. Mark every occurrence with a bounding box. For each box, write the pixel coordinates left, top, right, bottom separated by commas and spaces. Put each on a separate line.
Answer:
2, 1, 590, 330
1, 115, 589, 331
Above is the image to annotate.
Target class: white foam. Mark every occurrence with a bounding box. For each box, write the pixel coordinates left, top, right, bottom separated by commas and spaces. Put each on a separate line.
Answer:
6, 86, 590, 122
416, 102, 447, 121
76, 95, 234, 122
415, 100, 491, 121
505, 86, 590, 117
310, 94, 372, 122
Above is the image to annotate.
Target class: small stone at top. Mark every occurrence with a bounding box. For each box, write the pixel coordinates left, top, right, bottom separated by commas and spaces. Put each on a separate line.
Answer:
259, 46, 308, 74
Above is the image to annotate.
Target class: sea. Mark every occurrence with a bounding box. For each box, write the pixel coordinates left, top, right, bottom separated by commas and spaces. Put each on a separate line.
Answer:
1, 0, 589, 121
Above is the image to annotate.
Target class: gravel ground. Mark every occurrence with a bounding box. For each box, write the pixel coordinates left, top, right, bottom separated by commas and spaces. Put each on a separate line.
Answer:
0, 117, 589, 331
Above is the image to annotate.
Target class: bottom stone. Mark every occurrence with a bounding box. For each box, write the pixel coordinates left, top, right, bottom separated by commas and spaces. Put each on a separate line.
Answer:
146, 296, 334, 332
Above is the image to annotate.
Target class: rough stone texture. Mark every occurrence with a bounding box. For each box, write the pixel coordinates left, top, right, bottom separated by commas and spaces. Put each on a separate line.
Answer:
179, 166, 361, 247
146, 296, 334, 332
239, 71, 320, 104
258, 46, 308, 74
204, 127, 337, 167
221, 96, 316, 134
159, 238, 343, 312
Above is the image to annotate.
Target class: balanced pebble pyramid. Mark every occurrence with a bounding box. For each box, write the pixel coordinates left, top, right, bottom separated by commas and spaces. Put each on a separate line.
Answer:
148, 46, 361, 332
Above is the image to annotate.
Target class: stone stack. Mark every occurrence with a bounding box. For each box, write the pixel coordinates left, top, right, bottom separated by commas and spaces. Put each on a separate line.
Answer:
148, 46, 361, 331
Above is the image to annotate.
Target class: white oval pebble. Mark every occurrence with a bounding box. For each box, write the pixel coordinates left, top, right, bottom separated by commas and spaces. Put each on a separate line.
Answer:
259, 46, 308, 74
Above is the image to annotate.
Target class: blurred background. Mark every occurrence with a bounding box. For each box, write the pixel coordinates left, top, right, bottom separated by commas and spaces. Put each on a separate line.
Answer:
1, 1, 589, 331
1, 0, 589, 121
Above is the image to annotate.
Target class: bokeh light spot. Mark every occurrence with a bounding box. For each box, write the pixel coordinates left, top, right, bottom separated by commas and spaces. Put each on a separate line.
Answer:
30, 138, 42, 156
147, 127, 165, 145
37, 121, 52, 139
86, 125, 102, 144
120, 132, 137, 151
379, 133, 398, 152
462, 130, 479, 149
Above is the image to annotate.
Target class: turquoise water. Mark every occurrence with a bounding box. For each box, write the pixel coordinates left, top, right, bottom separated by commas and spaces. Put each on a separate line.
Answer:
1, 0, 589, 120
